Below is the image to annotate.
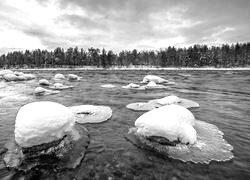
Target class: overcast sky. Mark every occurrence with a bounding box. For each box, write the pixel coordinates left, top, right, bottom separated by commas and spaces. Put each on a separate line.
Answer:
0, 0, 249, 54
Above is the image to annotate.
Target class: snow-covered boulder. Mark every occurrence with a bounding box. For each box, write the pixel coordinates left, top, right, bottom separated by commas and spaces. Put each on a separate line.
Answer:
146, 81, 157, 87
141, 75, 167, 84
3, 73, 18, 81
23, 74, 35, 80
0, 70, 13, 77
156, 95, 181, 105
135, 104, 197, 144
16, 75, 27, 81
34, 87, 60, 96
54, 73, 65, 80
14, 71, 24, 76
122, 83, 140, 89
39, 79, 50, 86
101, 84, 116, 88
68, 74, 81, 81
141, 75, 175, 84
49, 83, 73, 90
14, 101, 75, 148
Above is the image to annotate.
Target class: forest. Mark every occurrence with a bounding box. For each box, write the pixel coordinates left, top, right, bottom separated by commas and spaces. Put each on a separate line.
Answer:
0, 43, 250, 68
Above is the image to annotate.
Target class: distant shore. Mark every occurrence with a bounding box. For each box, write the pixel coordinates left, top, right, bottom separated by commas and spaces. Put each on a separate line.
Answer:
2, 67, 250, 71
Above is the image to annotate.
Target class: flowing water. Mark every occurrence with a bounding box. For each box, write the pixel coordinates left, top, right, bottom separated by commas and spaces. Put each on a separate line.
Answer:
0, 70, 250, 180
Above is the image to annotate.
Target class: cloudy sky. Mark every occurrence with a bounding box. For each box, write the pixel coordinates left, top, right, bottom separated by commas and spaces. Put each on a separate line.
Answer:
0, 0, 249, 54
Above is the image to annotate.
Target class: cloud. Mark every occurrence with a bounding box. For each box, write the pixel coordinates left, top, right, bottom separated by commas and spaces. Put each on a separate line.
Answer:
0, 0, 250, 54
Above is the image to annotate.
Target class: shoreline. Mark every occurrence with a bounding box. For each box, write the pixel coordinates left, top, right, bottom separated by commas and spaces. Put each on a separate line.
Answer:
1, 67, 250, 71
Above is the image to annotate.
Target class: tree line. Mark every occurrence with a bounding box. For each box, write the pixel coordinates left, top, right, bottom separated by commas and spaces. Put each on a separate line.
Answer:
0, 43, 250, 68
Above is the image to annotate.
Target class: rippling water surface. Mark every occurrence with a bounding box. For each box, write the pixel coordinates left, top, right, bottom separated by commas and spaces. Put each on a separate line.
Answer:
0, 70, 250, 179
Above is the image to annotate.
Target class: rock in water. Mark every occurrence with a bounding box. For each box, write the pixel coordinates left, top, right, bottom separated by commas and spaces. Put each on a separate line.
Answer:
14, 71, 24, 76
126, 105, 234, 164
3, 101, 90, 172
68, 74, 81, 81
3, 73, 18, 82
49, 83, 73, 90
126, 95, 199, 111
23, 74, 35, 80
34, 87, 60, 96
54, 73, 65, 80
122, 83, 141, 89
135, 105, 197, 144
39, 79, 50, 86
156, 95, 181, 105
0, 70, 13, 77
142, 75, 175, 84
15, 101, 75, 148
101, 84, 116, 88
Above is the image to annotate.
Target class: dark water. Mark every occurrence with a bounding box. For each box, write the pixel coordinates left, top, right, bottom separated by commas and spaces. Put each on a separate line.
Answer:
0, 70, 250, 180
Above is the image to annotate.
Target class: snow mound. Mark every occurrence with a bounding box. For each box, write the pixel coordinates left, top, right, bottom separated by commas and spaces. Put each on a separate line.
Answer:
135, 104, 197, 144
54, 73, 65, 80
34, 87, 60, 96
39, 79, 50, 86
68, 74, 81, 81
156, 95, 181, 105
14, 101, 75, 147
101, 84, 116, 88
141, 75, 174, 84
122, 83, 141, 89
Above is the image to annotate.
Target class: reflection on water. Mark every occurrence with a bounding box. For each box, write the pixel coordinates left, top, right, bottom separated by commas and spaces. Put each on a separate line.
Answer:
0, 70, 250, 179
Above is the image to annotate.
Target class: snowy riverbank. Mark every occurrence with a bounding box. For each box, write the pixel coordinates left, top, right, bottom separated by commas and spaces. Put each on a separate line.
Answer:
2, 67, 250, 71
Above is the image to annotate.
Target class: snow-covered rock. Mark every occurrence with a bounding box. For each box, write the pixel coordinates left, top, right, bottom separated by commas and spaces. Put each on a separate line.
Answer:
16, 75, 27, 81
142, 75, 168, 84
3, 73, 18, 81
14, 101, 75, 148
156, 95, 181, 105
122, 83, 140, 89
0, 70, 13, 77
49, 83, 73, 90
135, 104, 197, 144
146, 81, 157, 87
68, 74, 81, 81
23, 74, 35, 80
39, 79, 50, 86
101, 84, 116, 88
34, 87, 60, 96
54, 73, 65, 80
14, 71, 24, 76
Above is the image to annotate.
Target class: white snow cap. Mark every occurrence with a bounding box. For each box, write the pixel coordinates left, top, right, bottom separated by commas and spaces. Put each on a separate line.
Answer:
39, 79, 50, 86
147, 81, 157, 87
142, 75, 167, 83
54, 73, 65, 79
15, 101, 75, 148
157, 95, 181, 105
135, 104, 197, 144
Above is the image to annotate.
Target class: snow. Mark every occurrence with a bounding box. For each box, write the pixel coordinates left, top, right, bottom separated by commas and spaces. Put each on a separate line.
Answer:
122, 83, 141, 89
142, 75, 168, 84
54, 73, 65, 80
146, 81, 157, 87
39, 79, 50, 86
15, 101, 75, 148
101, 84, 116, 88
68, 74, 81, 81
34, 87, 60, 95
3, 73, 18, 81
23, 74, 35, 80
0, 70, 13, 76
156, 95, 181, 105
135, 104, 197, 144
